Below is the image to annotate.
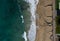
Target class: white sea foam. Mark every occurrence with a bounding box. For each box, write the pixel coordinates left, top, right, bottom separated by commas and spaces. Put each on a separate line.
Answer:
21, 15, 24, 23
22, 31, 27, 41
24, 0, 39, 41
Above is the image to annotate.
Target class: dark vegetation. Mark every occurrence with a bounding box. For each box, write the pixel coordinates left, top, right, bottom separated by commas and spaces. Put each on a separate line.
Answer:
56, 0, 60, 34
56, 16, 60, 34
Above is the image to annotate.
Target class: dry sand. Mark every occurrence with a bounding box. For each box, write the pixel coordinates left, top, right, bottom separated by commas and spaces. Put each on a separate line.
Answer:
35, 0, 55, 41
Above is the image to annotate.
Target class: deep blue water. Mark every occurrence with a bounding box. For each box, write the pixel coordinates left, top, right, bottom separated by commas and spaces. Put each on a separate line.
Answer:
0, 0, 29, 41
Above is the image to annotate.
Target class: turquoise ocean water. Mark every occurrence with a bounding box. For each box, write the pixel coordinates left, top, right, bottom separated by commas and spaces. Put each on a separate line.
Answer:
0, 0, 30, 41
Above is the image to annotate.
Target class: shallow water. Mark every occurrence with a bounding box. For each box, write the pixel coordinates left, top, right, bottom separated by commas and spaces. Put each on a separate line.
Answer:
0, 0, 30, 41
0, 0, 39, 41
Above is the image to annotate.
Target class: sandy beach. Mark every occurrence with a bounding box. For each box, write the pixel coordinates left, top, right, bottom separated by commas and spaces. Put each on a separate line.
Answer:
35, 0, 55, 41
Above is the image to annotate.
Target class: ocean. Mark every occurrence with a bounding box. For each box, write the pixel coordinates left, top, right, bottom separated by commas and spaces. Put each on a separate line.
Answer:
0, 0, 38, 41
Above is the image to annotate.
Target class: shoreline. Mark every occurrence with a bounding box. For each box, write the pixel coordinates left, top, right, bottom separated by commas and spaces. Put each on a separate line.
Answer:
26, 0, 39, 41
23, 0, 39, 41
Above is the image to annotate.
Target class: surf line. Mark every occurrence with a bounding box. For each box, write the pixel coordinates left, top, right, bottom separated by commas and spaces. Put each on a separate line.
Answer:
23, 0, 39, 41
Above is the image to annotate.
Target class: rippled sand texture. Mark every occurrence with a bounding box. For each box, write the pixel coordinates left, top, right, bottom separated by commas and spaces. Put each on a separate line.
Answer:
35, 0, 56, 41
